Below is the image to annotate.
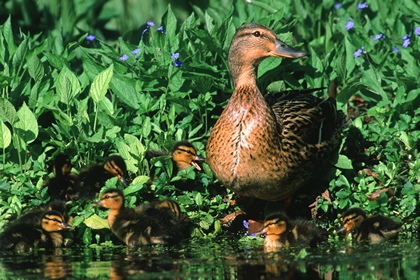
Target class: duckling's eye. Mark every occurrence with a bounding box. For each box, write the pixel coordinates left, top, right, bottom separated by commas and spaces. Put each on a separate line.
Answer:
253, 31, 261, 37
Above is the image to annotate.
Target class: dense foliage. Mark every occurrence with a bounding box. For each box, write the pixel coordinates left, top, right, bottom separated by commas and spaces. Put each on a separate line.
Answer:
0, 0, 419, 246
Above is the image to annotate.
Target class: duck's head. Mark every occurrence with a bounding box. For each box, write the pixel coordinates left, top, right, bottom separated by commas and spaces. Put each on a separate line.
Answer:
257, 212, 290, 236
92, 188, 124, 210
53, 154, 72, 177
103, 155, 128, 186
336, 207, 367, 234
228, 23, 309, 86
41, 210, 72, 232
172, 141, 205, 171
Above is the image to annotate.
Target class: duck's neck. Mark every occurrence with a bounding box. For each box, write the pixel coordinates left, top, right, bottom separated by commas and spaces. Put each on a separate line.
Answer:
107, 208, 120, 228
229, 57, 259, 89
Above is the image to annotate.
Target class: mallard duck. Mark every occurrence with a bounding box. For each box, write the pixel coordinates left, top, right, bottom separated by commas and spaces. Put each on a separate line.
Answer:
147, 141, 205, 176
257, 212, 325, 251
78, 155, 128, 199
43, 154, 78, 201
92, 188, 182, 246
206, 23, 348, 201
336, 207, 402, 244
0, 210, 72, 251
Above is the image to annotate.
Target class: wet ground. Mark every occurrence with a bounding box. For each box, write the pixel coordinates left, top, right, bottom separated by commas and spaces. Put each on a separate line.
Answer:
0, 236, 418, 279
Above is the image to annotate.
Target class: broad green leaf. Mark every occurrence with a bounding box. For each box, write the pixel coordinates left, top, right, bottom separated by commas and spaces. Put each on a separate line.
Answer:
132, 176, 150, 185
27, 52, 44, 81
2, 16, 16, 55
0, 98, 18, 124
110, 73, 140, 109
90, 64, 113, 103
56, 66, 81, 105
335, 155, 353, 169
0, 121, 11, 148
44, 52, 68, 70
123, 184, 144, 196
14, 103, 38, 144
84, 214, 109, 229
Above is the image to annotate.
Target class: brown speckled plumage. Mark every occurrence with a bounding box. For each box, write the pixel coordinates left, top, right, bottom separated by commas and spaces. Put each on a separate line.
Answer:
206, 23, 348, 201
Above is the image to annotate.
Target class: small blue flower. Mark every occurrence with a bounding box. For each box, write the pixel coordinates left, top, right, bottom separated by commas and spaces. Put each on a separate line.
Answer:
415, 27, 420, 36
173, 59, 183, 67
402, 34, 411, 40
86, 34, 96, 41
353, 47, 364, 58
373, 34, 385, 40
402, 39, 410, 48
243, 220, 249, 229
345, 19, 354, 30
171, 53, 180, 59
357, 2, 368, 9
119, 54, 129, 61
146, 21, 155, 27
392, 47, 400, 53
131, 48, 141, 55
334, 3, 342, 8
156, 26, 164, 31
142, 28, 149, 35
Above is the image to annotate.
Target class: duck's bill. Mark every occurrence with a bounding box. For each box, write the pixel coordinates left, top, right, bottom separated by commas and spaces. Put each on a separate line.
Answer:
191, 161, 202, 171
92, 200, 103, 207
336, 226, 346, 233
256, 226, 267, 235
272, 40, 310, 58
60, 222, 72, 229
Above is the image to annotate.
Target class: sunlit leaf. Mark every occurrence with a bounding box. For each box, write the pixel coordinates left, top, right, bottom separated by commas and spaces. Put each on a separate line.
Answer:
14, 103, 38, 144
84, 214, 109, 229
0, 121, 11, 148
90, 64, 113, 103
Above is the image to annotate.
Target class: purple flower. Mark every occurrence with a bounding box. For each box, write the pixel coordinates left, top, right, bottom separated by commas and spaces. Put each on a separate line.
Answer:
243, 220, 249, 229
402, 39, 410, 48
345, 20, 354, 30
415, 27, 420, 36
131, 48, 141, 55
373, 34, 385, 40
354, 47, 365, 58
156, 26, 164, 31
171, 53, 180, 59
173, 59, 183, 67
392, 47, 400, 53
119, 54, 129, 61
86, 35, 96, 41
146, 21, 155, 27
402, 34, 411, 40
142, 28, 149, 35
334, 3, 342, 8
357, 2, 368, 9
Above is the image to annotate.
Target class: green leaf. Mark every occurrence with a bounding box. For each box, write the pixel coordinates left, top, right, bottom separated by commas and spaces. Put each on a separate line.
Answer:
110, 73, 140, 109
90, 64, 113, 103
335, 155, 353, 169
14, 103, 38, 144
123, 184, 144, 196
131, 176, 150, 185
56, 66, 81, 105
27, 53, 44, 81
0, 98, 18, 124
84, 214, 109, 229
0, 121, 11, 148
2, 16, 16, 55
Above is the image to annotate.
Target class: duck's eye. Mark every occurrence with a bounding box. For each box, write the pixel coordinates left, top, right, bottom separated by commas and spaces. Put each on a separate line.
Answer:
253, 31, 261, 37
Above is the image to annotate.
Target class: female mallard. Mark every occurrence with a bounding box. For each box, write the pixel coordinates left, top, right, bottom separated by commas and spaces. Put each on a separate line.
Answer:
206, 23, 348, 201
336, 207, 402, 244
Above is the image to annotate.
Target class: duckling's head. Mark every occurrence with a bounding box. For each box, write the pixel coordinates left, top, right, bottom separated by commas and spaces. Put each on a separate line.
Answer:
92, 188, 124, 210
257, 212, 290, 236
103, 155, 128, 186
336, 207, 367, 234
228, 23, 309, 86
172, 141, 205, 171
41, 210, 72, 232
53, 154, 72, 177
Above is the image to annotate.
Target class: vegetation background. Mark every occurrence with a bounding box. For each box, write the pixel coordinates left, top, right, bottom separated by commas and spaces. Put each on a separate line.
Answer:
0, 0, 419, 245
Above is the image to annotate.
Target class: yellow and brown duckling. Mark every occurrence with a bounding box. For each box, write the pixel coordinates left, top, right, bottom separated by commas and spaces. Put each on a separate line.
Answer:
78, 155, 128, 199
43, 154, 78, 201
0, 210, 72, 252
147, 141, 205, 176
206, 23, 348, 201
93, 188, 182, 246
13, 200, 71, 226
257, 212, 325, 251
336, 207, 402, 244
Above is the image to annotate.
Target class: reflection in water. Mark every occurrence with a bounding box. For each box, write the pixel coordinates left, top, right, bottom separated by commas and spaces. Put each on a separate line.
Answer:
0, 237, 418, 279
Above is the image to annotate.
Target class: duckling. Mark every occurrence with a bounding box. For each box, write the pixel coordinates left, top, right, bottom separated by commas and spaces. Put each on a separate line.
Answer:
257, 212, 324, 251
147, 141, 205, 177
13, 200, 71, 226
0, 210, 72, 252
43, 154, 78, 201
206, 23, 348, 201
78, 155, 128, 199
92, 188, 182, 246
336, 207, 402, 244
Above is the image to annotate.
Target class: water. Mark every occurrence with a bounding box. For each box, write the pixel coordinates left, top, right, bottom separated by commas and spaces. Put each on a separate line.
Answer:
0, 237, 418, 279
